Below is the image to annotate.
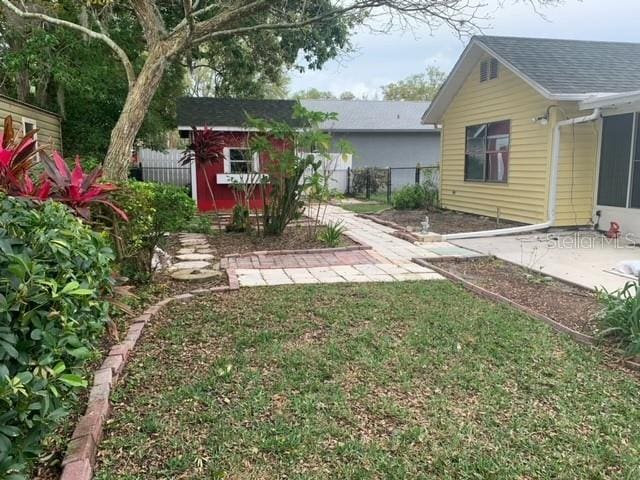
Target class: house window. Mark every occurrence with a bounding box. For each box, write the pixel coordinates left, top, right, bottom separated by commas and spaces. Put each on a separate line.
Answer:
224, 147, 259, 174
465, 120, 510, 182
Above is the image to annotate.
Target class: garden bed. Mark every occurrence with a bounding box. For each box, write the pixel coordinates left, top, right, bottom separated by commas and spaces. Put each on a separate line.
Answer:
373, 208, 522, 234
203, 224, 355, 257
429, 257, 600, 336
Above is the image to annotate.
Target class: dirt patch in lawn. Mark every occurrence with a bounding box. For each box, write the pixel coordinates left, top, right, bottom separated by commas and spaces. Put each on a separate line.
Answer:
373, 208, 522, 234
434, 257, 600, 336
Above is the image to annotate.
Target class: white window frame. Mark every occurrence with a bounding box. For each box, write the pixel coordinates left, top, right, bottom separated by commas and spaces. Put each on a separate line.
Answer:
22, 117, 38, 146
223, 146, 259, 174
217, 146, 266, 184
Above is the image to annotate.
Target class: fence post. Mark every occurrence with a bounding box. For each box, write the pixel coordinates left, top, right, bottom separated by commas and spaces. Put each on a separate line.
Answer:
415, 163, 421, 185
346, 167, 351, 196
387, 167, 392, 204
365, 168, 371, 200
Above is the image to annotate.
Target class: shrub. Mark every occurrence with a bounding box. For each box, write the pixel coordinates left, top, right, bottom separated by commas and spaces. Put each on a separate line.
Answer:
104, 182, 195, 282
226, 205, 251, 233
391, 184, 427, 210
317, 221, 346, 247
596, 281, 640, 355
350, 168, 385, 196
0, 195, 113, 478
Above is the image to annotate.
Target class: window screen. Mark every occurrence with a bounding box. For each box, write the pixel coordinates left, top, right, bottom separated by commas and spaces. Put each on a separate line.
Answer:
465, 120, 510, 182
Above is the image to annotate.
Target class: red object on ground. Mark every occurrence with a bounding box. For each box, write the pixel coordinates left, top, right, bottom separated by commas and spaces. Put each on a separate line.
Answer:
606, 221, 620, 239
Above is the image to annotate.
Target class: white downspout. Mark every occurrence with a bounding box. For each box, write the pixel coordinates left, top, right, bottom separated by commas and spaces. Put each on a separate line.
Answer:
443, 108, 601, 241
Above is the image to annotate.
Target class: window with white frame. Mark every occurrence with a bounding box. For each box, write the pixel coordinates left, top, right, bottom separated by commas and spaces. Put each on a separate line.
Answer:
224, 147, 259, 174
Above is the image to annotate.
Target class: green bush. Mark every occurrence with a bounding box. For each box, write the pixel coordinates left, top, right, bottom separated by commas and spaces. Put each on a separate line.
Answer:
105, 182, 195, 282
391, 184, 427, 210
0, 195, 114, 478
317, 221, 346, 247
597, 281, 640, 355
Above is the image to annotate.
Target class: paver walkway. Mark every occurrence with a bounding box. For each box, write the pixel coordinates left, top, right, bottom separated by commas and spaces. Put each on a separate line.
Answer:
226, 205, 479, 287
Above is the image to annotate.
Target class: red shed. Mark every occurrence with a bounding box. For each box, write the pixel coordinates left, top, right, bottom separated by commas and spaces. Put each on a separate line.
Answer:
177, 97, 304, 212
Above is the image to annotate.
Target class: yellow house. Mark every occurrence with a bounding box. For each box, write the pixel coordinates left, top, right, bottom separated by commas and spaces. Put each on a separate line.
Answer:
423, 36, 640, 238
0, 94, 62, 154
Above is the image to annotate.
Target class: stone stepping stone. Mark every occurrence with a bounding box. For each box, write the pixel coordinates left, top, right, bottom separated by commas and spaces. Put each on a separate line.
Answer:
169, 260, 211, 270
195, 248, 216, 254
170, 269, 222, 281
176, 253, 215, 261
178, 234, 208, 240
177, 248, 196, 255
180, 239, 208, 246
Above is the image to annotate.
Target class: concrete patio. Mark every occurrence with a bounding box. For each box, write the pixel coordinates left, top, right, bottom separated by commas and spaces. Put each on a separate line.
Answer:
451, 230, 640, 291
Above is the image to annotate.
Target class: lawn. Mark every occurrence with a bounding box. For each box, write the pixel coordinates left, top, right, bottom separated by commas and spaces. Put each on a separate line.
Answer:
96, 282, 640, 479
337, 201, 390, 214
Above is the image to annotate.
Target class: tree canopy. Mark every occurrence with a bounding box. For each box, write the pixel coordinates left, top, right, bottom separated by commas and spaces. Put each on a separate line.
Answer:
382, 65, 447, 101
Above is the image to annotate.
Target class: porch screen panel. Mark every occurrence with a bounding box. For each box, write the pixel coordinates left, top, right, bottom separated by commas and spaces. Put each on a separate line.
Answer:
597, 113, 633, 207
632, 116, 640, 208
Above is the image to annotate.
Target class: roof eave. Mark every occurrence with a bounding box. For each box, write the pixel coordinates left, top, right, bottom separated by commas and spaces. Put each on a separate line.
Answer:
421, 38, 590, 124
579, 90, 640, 110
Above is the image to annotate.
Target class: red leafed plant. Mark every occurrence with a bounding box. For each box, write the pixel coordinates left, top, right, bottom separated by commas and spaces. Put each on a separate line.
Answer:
41, 152, 128, 220
0, 115, 40, 192
0, 114, 126, 221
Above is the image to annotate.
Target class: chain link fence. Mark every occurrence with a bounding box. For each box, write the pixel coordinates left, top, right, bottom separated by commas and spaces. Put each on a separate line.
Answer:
331, 165, 439, 203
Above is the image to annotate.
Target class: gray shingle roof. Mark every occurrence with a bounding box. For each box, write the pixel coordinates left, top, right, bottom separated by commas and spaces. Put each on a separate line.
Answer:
476, 36, 640, 95
176, 97, 304, 128
300, 99, 437, 131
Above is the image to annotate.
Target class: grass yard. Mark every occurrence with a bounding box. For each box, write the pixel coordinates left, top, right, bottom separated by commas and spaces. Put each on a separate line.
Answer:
96, 282, 640, 479
337, 201, 390, 214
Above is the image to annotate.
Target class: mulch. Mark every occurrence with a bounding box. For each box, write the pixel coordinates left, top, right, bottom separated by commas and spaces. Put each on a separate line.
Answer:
434, 257, 601, 336
373, 208, 522, 234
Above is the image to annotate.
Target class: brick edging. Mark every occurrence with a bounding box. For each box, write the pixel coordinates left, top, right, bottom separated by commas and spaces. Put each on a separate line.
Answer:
59, 277, 240, 480
222, 244, 371, 259
413, 258, 640, 371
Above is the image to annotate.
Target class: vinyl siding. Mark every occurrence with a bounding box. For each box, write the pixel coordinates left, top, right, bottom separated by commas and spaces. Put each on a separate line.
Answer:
440, 55, 554, 224
0, 96, 62, 154
553, 102, 599, 226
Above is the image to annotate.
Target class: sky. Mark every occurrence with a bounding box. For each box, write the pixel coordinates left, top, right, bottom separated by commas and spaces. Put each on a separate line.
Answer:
289, 0, 640, 98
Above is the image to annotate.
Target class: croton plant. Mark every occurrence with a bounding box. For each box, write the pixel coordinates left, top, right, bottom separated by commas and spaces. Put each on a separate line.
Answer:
0, 115, 126, 220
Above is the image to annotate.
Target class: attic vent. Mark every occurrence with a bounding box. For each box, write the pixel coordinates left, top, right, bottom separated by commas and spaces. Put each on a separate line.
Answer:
480, 61, 488, 82
489, 58, 499, 79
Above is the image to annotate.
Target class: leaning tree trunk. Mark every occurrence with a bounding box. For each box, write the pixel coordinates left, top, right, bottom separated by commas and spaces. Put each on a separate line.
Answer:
103, 47, 170, 182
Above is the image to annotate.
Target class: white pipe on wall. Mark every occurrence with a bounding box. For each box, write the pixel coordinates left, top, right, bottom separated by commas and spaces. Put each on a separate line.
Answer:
443, 108, 601, 241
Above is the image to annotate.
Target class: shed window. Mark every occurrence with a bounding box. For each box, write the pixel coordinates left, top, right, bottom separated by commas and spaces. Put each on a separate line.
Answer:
22, 117, 37, 146
465, 120, 510, 182
224, 147, 259, 174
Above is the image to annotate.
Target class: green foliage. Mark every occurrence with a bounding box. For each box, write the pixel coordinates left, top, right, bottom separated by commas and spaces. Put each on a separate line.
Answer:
382, 65, 447, 101
184, 215, 214, 235
392, 184, 427, 210
226, 205, 251, 233
247, 104, 338, 235
391, 174, 439, 210
105, 182, 195, 282
0, 195, 113, 478
597, 281, 640, 355
317, 221, 346, 247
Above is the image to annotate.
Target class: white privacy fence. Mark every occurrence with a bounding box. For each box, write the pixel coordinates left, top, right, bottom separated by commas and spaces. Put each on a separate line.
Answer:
137, 148, 192, 188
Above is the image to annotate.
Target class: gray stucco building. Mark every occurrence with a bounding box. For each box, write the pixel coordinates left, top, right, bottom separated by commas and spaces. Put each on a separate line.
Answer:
300, 99, 441, 170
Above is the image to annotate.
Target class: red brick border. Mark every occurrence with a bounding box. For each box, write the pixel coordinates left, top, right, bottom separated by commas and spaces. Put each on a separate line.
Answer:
59, 277, 239, 480
412, 257, 640, 371
222, 244, 370, 259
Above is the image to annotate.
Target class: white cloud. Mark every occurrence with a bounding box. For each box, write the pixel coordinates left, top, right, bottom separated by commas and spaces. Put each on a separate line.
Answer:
289, 0, 640, 97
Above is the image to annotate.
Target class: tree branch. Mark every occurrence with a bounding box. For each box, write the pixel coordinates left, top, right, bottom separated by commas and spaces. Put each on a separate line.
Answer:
0, 0, 136, 88
129, 0, 166, 46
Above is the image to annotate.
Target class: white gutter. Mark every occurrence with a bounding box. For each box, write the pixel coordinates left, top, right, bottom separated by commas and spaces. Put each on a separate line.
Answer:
443, 108, 601, 240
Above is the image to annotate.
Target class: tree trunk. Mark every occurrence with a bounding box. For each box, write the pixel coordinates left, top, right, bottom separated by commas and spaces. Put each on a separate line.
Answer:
102, 46, 169, 181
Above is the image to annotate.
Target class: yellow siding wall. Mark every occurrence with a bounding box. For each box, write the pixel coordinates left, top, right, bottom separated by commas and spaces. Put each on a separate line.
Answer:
0, 96, 62, 154
553, 103, 599, 226
440, 55, 555, 224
